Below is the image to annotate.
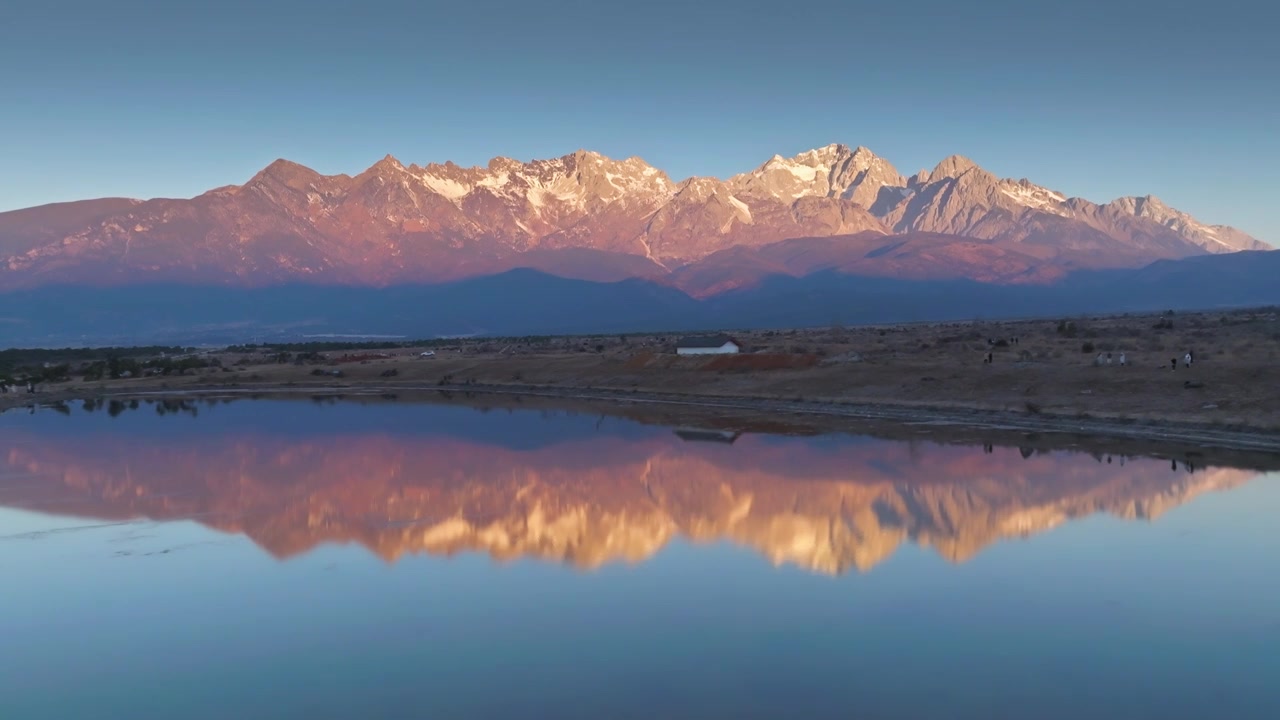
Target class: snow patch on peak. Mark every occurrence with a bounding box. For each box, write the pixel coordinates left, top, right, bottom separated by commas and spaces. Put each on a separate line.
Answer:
526, 188, 551, 209
777, 163, 820, 182
999, 179, 1068, 216
417, 173, 471, 200
476, 173, 511, 190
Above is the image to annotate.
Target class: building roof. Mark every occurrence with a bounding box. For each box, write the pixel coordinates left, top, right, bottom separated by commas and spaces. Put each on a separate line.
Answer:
675, 334, 739, 349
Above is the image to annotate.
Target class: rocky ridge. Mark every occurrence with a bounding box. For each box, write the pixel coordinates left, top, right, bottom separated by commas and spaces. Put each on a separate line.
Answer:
0, 144, 1268, 291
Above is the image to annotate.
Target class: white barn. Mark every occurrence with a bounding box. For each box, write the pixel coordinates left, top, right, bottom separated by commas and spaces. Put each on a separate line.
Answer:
676, 335, 741, 356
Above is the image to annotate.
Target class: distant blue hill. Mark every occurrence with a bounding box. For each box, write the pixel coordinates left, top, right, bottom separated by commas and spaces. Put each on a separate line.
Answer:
1, 252, 1277, 348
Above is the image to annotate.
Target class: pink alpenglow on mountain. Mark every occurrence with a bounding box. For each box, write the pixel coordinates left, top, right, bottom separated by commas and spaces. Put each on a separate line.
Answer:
0, 145, 1268, 295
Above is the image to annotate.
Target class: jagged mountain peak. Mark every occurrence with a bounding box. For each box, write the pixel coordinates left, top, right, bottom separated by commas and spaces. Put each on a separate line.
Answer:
1110, 194, 1168, 213
246, 158, 324, 187
791, 143, 853, 163
484, 155, 524, 173
761, 143, 882, 171
1106, 194, 1268, 253
930, 154, 981, 180
353, 154, 411, 183
673, 176, 724, 197
729, 143, 904, 207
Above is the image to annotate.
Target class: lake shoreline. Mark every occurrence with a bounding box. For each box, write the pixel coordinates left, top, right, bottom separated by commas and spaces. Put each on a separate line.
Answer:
8, 380, 1280, 461
6, 309, 1279, 458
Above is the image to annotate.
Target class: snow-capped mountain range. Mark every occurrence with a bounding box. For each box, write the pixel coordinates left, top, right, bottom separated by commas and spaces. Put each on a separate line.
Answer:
0, 144, 1268, 294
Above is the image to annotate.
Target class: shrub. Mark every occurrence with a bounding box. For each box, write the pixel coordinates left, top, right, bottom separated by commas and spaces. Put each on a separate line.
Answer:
1081, 342, 1095, 354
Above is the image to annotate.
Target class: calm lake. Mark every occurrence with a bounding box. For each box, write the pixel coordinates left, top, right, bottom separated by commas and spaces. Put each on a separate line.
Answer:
1, 397, 1277, 719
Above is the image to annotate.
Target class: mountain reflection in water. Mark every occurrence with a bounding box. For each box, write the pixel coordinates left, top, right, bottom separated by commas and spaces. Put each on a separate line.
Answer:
0, 398, 1259, 574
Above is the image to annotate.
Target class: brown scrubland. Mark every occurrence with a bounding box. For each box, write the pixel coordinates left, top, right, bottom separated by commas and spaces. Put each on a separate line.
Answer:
4, 308, 1279, 448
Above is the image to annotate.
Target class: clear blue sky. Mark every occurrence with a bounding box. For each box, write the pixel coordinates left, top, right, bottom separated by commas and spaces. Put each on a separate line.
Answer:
2, 0, 1276, 241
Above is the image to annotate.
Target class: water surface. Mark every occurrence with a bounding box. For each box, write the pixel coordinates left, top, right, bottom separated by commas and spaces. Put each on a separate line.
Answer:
1, 398, 1277, 719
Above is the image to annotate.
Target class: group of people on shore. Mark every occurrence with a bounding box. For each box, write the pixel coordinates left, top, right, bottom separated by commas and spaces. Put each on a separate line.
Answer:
980, 343, 1196, 370
1095, 351, 1194, 369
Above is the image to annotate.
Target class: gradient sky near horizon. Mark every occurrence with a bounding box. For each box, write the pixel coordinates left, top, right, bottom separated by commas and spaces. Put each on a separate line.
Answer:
2, 0, 1277, 240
